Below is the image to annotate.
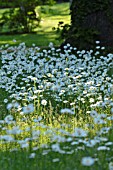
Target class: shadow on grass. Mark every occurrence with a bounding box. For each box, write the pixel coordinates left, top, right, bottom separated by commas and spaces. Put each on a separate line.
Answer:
0, 149, 80, 170
0, 88, 9, 119
0, 31, 62, 47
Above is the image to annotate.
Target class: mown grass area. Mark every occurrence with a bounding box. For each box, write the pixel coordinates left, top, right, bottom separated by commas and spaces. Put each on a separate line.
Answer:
0, 3, 70, 47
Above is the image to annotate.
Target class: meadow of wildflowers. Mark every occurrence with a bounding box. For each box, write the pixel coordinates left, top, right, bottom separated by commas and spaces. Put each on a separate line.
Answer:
0, 41, 113, 170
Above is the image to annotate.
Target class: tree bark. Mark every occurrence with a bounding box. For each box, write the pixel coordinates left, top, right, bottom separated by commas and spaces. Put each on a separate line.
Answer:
65, 0, 113, 50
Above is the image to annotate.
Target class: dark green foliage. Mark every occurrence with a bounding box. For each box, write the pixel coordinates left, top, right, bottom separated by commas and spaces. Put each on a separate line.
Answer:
53, 21, 70, 41
62, 0, 113, 50
0, 9, 40, 34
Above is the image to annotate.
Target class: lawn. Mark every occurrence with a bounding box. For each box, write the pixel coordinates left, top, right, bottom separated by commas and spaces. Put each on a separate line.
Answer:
0, 3, 113, 170
0, 3, 70, 47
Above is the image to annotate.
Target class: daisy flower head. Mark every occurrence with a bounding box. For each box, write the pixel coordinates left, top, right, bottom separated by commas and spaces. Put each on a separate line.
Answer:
49, 42, 53, 48
73, 128, 88, 137
4, 99, 8, 103
29, 153, 36, 159
95, 40, 100, 44
109, 162, 113, 170
4, 115, 13, 124
94, 117, 106, 124
23, 103, 34, 114
81, 157, 95, 166
6, 103, 13, 110
60, 108, 74, 115
41, 99, 47, 106
111, 107, 113, 114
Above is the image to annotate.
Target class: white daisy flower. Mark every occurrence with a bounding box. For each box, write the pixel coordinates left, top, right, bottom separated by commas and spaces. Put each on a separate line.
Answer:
23, 103, 34, 114
81, 157, 95, 166
109, 162, 113, 170
41, 99, 47, 106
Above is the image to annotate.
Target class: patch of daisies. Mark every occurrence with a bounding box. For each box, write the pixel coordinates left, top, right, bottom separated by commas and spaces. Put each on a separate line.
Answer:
0, 41, 113, 168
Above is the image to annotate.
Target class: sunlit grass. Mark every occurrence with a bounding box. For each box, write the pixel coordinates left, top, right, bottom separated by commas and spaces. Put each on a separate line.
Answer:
0, 3, 70, 47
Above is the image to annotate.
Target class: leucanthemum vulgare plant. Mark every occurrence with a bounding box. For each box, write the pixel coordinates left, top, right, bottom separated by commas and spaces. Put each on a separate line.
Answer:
0, 41, 113, 169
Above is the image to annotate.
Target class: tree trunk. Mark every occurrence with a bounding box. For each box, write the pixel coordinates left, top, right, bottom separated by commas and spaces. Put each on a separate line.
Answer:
65, 0, 113, 50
